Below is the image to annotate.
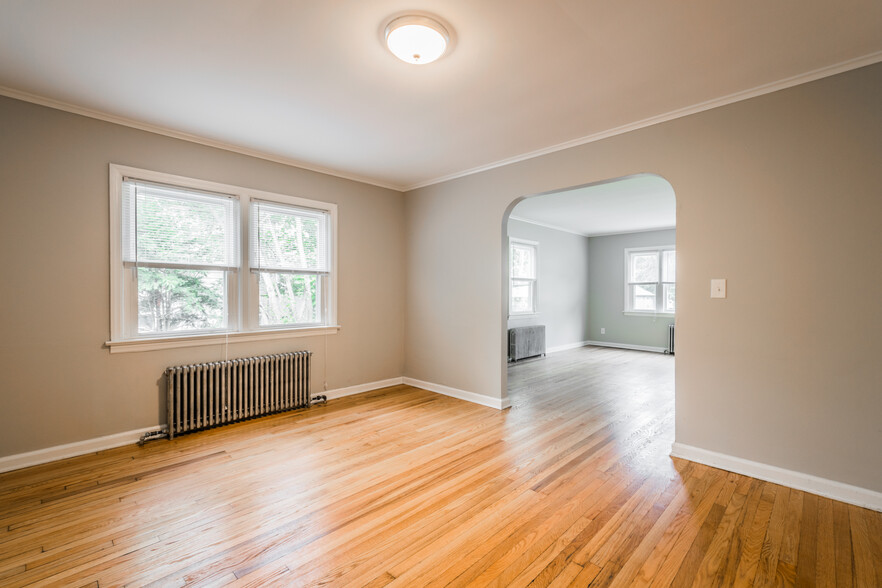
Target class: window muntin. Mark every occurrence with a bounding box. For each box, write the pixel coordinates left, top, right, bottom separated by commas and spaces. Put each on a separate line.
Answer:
510, 239, 538, 315
110, 165, 336, 344
625, 246, 675, 314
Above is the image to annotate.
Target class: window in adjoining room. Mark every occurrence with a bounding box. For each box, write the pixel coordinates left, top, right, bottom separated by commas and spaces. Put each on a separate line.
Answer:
625, 246, 675, 314
510, 238, 538, 315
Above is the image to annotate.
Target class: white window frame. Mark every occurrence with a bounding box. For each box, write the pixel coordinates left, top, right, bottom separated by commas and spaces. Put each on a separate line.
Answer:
107, 164, 338, 353
623, 245, 675, 316
509, 238, 539, 316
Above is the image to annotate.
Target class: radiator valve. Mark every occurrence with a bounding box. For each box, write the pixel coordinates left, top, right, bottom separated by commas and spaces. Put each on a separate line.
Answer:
138, 429, 169, 446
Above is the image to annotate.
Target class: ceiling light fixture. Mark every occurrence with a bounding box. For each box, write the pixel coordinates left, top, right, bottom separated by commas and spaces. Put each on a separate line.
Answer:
384, 15, 450, 65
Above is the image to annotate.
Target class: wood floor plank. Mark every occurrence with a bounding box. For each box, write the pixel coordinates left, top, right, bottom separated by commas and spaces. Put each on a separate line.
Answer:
848, 503, 878, 587
815, 497, 836, 588
795, 492, 818, 587
0, 347, 879, 586
753, 485, 791, 588
831, 499, 854, 588
731, 483, 777, 587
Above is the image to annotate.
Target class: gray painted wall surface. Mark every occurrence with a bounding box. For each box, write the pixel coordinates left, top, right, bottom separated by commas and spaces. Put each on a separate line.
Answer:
588, 229, 676, 349
506, 219, 590, 351
404, 63, 882, 493
0, 96, 405, 458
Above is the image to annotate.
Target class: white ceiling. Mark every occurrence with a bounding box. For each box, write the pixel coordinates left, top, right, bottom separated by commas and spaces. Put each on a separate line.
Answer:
511, 174, 676, 237
1, 1, 880, 190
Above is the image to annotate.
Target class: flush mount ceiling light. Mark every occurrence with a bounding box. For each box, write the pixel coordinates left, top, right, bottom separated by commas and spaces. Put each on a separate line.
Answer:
384, 15, 450, 65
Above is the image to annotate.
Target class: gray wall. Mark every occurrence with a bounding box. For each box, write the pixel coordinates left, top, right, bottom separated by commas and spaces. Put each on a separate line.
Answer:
0, 96, 405, 458
506, 219, 590, 351
588, 229, 676, 349
404, 63, 882, 493
3, 63, 882, 497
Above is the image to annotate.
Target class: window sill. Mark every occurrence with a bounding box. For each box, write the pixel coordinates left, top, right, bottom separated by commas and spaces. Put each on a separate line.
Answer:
509, 313, 539, 318
623, 311, 675, 317
105, 325, 341, 354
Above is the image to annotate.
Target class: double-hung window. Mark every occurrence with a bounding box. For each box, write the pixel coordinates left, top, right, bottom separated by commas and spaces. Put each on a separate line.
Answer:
109, 165, 337, 351
510, 238, 538, 315
625, 246, 675, 314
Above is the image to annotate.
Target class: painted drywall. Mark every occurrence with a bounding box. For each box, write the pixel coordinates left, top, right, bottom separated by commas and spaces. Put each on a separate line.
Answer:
506, 219, 590, 352
404, 63, 882, 493
588, 229, 676, 349
0, 96, 405, 458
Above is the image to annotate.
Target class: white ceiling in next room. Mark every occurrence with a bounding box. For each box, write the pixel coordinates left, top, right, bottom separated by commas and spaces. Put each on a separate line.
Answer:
511, 175, 676, 238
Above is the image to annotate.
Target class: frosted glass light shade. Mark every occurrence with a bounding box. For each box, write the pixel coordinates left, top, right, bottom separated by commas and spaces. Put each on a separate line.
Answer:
385, 16, 449, 65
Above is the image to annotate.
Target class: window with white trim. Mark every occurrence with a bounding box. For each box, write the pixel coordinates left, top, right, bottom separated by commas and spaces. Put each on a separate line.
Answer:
625, 246, 675, 314
510, 239, 538, 315
109, 165, 336, 346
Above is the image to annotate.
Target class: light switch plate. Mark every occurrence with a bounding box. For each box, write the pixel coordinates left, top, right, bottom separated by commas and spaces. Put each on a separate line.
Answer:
711, 279, 727, 298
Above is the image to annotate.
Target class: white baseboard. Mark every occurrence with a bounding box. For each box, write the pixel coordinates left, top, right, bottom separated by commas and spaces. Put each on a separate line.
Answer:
402, 377, 510, 410
323, 377, 405, 400
671, 442, 882, 512
586, 340, 667, 353
546, 341, 591, 354
0, 376, 510, 474
0, 426, 164, 474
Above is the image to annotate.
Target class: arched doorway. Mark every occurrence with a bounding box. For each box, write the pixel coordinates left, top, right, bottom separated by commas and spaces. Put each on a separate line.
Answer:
501, 173, 676, 408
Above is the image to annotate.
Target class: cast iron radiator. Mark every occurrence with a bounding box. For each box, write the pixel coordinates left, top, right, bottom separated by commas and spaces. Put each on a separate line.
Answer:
666, 324, 675, 355
164, 351, 312, 439
509, 325, 546, 361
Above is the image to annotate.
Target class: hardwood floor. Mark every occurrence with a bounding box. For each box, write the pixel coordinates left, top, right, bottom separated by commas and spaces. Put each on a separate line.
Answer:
1, 346, 880, 586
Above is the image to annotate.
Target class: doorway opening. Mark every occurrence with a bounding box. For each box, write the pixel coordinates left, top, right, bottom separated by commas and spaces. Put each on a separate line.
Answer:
502, 173, 676, 411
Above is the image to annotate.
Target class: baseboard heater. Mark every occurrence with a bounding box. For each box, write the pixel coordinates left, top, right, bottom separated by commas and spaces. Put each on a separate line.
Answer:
140, 351, 313, 443
666, 324, 675, 355
509, 325, 546, 362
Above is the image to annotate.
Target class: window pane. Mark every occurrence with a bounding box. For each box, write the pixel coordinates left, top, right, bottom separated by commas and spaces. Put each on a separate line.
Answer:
630, 252, 658, 283
511, 244, 535, 279
511, 279, 534, 313
251, 202, 328, 273
662, 250, 676, 282
664, 283, 676, 312
127, 183, 239, 267
259, 272, 320, 326
137, 268, 225, 334
631, 284, 657, 311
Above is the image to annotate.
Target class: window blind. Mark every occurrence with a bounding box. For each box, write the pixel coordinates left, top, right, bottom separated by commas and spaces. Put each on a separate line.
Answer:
249, 200, 330, 273
511, 242, 536, 279
121, 179, 240, 269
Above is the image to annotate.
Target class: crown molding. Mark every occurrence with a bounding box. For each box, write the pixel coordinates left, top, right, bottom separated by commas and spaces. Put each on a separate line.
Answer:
508, 215, 590, 237
0, 85, 406, 192
509, 215, 675, 238
404, 50, 882, 191
3, 49, 880, 194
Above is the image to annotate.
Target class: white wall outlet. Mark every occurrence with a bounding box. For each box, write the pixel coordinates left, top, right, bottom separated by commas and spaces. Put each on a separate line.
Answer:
711, 279, 727, 298
600, 328, 606, 334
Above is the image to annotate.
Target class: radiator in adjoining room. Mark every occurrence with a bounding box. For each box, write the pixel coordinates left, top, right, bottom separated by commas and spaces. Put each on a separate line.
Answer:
164, 351, 312, 439
509, 325, 546, 362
